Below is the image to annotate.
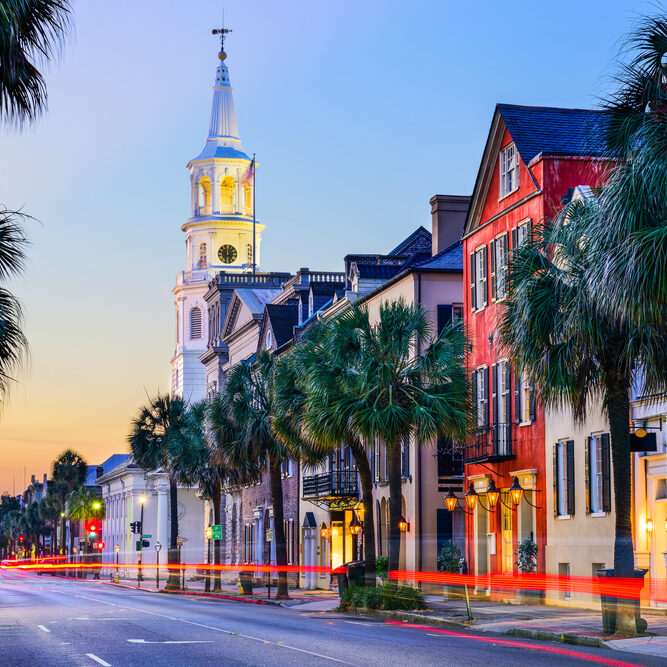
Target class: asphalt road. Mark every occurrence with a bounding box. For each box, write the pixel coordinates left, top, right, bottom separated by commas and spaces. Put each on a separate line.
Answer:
0, 568, 660, 666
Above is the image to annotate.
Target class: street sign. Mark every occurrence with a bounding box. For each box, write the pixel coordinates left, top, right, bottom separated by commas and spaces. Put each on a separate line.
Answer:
265, 529, 273, 542
210, 524, 223, 540
135, 540, 142, 551
142, 534, 152, 539
176, 536, 184, 547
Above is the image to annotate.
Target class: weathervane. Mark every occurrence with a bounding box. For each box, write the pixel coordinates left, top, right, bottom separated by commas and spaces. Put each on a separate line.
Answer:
212, 26, 232, 59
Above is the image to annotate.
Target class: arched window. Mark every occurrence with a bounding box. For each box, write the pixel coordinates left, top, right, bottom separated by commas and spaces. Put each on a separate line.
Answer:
247, 243, 253, 266
198, 177, 211, 214
198, 242, 207, 269
244, 183, 252, 214
190, 307, 202, 340
221, 175, 235, 212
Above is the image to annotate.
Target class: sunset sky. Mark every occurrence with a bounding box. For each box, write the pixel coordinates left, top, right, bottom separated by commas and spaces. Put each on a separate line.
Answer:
0, 0, 646, 493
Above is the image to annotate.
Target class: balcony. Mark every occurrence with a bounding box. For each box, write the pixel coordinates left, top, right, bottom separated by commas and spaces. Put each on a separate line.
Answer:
463, 423, 515, 463
303, 469, 358, 500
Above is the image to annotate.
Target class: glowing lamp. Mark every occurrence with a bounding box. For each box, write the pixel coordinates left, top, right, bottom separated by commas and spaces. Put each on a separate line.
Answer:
349, 516, 362, 536
355, 500, 365, 521
320, 523, 329, 539
92, 502, 101, 510
508, 477, 524, 507
114, 545, 120, 553
96, 542, 105, 551
646, 518, 654, 537
444, 491, 457, 512
635, 427, 647, 438
486, 479, 500, 510
205, 527, 213, 540
139, 496, 147, 505
398, 515, 410, 532
465, 483, 478, 511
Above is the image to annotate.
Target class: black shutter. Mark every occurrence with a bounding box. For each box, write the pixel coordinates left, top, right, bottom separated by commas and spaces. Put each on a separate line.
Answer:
511, 226, 518, 251
490, 239, 497, 301
471, 370, 478, 426
553, 444, 559, 518
491, 363, 498, 452
526, 218, 533, 243
482, 246, 489, 307
437, 304, 453, 336
585, 437, 591, 515
470, 253, 477, 311
566, 440, 575, 516
514, 368, 521, 424
528, 376, 536, 421
504, 363, 511, 447
484, 366, 490, 427
601, 433, 611, 512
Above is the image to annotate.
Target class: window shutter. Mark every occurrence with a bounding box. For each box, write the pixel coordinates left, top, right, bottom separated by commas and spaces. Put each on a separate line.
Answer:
490, 239, 497, 301
190, 307, 202, 340
526, 218, 533, 243
553, 444, 559, 518
470, 253, 477, 311
511, 226, 518, 251
601, 433, 611, 512
491, 363, 498, 450
471, 371, 478, 426
528, 377, 536, 421
481, 246, 489, 307
484, 366, 490, 427
370, 443, 376, 482
585, 437, 591, 515
514, 368, 521, 424
566, 440, 575, 516
437, 304, 453, 335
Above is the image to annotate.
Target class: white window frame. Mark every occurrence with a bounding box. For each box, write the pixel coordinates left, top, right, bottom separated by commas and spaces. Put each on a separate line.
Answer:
452, 303, 464, 323
494, 233, 509, 301
520, 371, 532, 424
516, 219, 530, 247
474, 246, 487, 311
556, 440, 569, 517
589, 433, 604, 515
475, 366, 488, 429
499, 143, 519, 198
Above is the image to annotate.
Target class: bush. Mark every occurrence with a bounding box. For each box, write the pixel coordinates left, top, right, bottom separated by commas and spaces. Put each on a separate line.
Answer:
437, 540, 462, 573
340, 583, 427, 611
515, 539, 538, 573
376, 556, 388, 576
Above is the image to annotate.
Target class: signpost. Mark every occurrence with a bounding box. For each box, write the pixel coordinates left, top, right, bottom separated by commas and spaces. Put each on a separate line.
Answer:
210, 525, 223, 540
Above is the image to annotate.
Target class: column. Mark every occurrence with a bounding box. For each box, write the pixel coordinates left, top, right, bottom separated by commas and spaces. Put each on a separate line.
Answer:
155, 480, 169, 553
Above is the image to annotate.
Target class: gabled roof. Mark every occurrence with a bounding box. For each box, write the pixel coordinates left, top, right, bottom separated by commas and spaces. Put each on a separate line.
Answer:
412, 240, 463, 271
497, 104, 609, 165
263, 304, 299, 349
86, 454, 131, 486
222, 287, 282, 339
353, 264, 404, 280
388, 225, 432, 256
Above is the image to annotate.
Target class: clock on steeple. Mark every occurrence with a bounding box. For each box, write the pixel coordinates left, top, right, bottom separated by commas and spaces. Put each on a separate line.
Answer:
218, 244, 237, 264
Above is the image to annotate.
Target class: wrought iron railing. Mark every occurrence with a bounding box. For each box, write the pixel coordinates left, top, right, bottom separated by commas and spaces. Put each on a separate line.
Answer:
463, 423, 514, 463
303, 469, 359, 499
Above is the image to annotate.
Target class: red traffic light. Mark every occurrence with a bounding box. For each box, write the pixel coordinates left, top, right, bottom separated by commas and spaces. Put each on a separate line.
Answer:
96, 541, 105, 551
88, 523, 96, 532
18, 535, 24, 543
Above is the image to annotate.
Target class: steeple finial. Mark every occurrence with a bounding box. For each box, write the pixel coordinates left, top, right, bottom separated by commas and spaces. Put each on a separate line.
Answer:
212, 26, 232, 61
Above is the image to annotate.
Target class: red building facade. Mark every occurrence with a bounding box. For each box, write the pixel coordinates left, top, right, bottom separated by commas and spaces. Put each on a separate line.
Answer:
461, 105, 607, 591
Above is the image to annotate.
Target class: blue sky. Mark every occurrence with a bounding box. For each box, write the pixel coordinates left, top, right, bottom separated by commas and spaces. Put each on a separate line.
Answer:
0, 0, 652, 492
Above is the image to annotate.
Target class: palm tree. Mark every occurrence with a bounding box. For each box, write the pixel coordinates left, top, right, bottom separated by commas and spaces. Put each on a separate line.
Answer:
303, 303, 470, 584
68, 487, 105, 549
223, 351, 292, 598
51, 449, 87, 556
497, 204, 667, 635
272, 323, 378, 586
38, 493, 60, 555
128, 393, 185, 590
0, 0, 72, 127
583, 13, 667, 328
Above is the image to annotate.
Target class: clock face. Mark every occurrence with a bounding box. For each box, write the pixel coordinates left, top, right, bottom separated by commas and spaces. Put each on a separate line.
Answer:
218, 244, 237, 264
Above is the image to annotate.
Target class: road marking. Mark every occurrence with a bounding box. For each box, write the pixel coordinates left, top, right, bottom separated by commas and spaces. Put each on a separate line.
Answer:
86, 654, 111, 666
74, 592, 352, 664
37, 625, 50, 632
127, 639, 213, 644
343, 621, 374, 626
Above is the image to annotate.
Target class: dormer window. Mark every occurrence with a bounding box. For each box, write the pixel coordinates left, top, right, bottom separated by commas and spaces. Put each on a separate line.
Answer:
266, 329, 273, 348
499, 143, 519, 198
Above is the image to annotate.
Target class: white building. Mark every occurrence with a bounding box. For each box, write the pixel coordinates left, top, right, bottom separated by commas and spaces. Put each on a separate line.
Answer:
172, 40, 264, 402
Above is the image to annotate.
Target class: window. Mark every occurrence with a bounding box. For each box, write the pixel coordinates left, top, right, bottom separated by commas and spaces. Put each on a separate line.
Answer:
472, 367, 489, 429
501, 491, 513, 573
492, 360, 511, 455
247, 243, 253, 265
374, 440, 388, 482
401, 436, 410, 478
499, 143, 519, 198
554, 440, 575, 517
469, 246, 488, 312
512, 219, 532, 249
587, 433, 611, 514
281, 458, 293, 478
283, 519, 295, 564
221, 175, 235, 211
453, 304, 463, 323
559, 562, 571, 599
266, 329, 273, 349
198, 242, 207, 269
491, 232, 509, 301
514, 371, 535, 424
190, 307, 202, 340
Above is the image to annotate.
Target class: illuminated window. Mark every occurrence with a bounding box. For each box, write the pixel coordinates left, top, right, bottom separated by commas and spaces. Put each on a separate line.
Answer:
198, 177, 211, 213
499, 143, 519, 197
221, 176, 235, 211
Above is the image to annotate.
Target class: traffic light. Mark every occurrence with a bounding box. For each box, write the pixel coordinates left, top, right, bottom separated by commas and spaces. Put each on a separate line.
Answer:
18, 535, 24, 543
141, 540, 149, 548
96, 542, 105, 551
130, 521, 142, 534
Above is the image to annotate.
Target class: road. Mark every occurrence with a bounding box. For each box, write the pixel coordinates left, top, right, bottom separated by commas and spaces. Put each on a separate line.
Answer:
0, 568, 660, 666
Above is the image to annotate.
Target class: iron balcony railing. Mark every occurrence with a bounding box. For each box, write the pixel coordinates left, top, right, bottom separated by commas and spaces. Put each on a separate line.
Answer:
303, 469, 359, 499
463, 423, 514, 463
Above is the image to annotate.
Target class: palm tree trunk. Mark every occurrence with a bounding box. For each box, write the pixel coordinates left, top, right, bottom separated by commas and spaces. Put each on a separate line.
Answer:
213, 479, 222, 591
350, 440, 376, 586
268, 456, 289, 598
166, 479, 180, 590
607, 382, 639, 635
387, 438, 403, 588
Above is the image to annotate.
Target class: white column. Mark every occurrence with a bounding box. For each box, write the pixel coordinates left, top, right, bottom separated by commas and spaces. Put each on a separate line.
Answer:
156, 481, 169, 552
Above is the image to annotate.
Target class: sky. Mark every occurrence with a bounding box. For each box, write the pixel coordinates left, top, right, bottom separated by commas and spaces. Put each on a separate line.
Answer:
0, 0, 653, 494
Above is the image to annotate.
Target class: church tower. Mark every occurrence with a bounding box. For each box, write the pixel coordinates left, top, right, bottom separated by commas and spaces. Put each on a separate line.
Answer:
172, 33, 264, 400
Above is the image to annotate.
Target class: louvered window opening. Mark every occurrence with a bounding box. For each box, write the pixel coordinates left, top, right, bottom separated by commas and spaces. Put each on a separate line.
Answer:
190, 307, 202, 340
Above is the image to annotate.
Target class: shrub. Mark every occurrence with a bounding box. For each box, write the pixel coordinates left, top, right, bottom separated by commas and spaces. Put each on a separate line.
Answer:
376, 556, 388, 576
437, 540, 462, 573
340, 583, 427, 611
515, 538, 538, 573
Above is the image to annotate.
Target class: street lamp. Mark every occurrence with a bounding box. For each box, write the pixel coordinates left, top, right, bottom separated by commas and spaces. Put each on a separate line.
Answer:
137, 495, 147, 587
114, 545, 120, 583
646, 518, 654, 538
320, 523, 329, 539
508, 477, 524, 507
398, 515, 410, 533
155, 541, 162, 589
465, 483, 478, 511
204, 527, 212, 592
486, 479, 500, 510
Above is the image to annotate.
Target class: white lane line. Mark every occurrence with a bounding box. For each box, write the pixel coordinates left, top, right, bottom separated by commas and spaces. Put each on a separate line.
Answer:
75, 593, 352, 664
343, 621, 374, 626
37, 625, 50, 632
127, 639, 213, 644
86, 654, 111, 666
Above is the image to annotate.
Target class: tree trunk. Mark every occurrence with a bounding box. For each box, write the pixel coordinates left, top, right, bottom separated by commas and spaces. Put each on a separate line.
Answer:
350, 439, 376, 586
213, 479, 222, 591
166, 479, 180, 590
607, 382, 641, 636
59, 511, 65, 556
387, 438, 403, 588
268, 455, 289, 598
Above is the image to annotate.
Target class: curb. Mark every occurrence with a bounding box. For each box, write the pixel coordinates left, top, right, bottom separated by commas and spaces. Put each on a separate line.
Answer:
339, 607, 466, 630
503, 627, 606, 648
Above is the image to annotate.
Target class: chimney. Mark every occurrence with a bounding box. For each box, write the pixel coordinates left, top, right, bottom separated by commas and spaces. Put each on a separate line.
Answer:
31, 474, 35, 484
430, 194, 471, 255
96, 466, 104, 480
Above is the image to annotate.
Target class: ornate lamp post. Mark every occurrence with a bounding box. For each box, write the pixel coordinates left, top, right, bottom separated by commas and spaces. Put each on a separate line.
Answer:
155, 541, 162, 589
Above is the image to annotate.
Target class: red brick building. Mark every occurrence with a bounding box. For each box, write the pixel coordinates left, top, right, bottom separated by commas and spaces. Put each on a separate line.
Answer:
461, 105, 607, 591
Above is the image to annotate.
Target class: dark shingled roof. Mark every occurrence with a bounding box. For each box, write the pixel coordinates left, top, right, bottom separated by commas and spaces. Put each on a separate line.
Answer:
265, 304, 298, 348
310, 282, 345, 296
497, 104, 609, 165
413, 241, 463, 271
355, 264, 404, 280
